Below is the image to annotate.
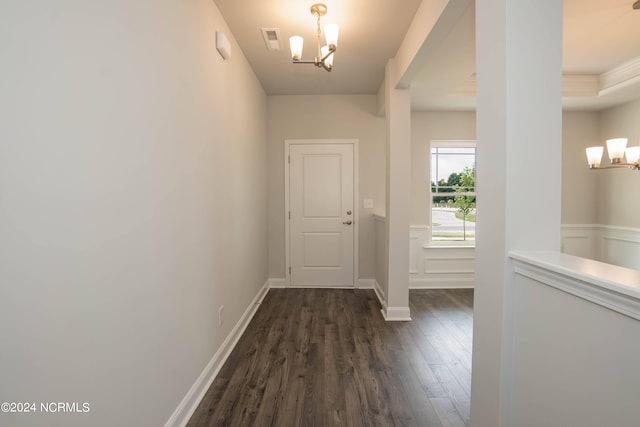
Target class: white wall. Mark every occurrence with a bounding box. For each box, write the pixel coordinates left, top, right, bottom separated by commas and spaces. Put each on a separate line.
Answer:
267, 95, 386, 280
506, 255, 640, 427
0, 1, 268, 426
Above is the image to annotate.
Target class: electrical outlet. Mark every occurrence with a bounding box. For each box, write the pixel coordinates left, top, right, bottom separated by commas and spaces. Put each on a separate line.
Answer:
363, 198, 373, 209
219, 306, 224, 326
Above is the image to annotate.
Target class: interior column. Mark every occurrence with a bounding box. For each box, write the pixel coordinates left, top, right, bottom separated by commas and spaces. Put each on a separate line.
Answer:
471, 0, 563, 425
383, 58, 412, 321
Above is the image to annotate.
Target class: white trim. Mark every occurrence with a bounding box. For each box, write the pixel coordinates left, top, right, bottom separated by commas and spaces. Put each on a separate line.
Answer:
428, 140, 477, 246
431, 139, 477, 148
373, 213, 386, 222
410, 277, 474, 289
380, 306, 412, 321
270, 279, 375, 290
268, 278, 287, 288
284, 139, 359, 288
425, 242, 476, 248
373, 279, 387, 309
286, 285, 359, 289
374, 279, 386, 303
443, 57, 640, 98
511, 251, 640, 321
422, 269, 475, 275
599, 55, 640, 92
424, 255, 475, 261
358, 278, 375, 289
561, 75, 600, 97
561, 224, 640, 270
164, 280, 270, 427
409, 223, 476, 289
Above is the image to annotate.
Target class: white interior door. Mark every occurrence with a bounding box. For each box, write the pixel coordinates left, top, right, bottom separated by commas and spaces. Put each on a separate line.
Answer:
289, 143, 355, 286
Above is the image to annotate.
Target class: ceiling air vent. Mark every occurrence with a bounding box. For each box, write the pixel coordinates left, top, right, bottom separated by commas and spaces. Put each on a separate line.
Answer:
261, 28, 281, 51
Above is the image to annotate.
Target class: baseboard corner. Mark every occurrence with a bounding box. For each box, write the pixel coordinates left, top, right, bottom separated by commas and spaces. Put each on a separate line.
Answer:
381, 306, 412, 322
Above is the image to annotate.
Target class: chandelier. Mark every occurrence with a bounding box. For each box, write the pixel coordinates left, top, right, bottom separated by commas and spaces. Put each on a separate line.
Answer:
586, 138, 640, 170
289, 3, 339, 72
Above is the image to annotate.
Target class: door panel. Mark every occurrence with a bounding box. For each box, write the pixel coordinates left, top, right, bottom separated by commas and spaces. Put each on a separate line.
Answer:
303, 155, 342, 218
303, 233, 342, 267
290, 143, 354, 286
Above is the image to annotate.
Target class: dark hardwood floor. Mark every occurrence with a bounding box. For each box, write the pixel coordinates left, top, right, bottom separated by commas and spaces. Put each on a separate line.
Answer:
187, 288, 473, 427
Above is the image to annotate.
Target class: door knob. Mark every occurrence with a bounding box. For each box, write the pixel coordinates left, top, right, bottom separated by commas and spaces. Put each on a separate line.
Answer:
343, 220, 353, 225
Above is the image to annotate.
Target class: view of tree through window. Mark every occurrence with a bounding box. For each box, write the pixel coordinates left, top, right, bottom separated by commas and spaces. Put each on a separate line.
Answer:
431, 143, 476, 243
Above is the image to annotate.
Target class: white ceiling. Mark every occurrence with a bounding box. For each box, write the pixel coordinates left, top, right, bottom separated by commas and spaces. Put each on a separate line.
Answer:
213, 0, 422, 95
213, 0, 640, 111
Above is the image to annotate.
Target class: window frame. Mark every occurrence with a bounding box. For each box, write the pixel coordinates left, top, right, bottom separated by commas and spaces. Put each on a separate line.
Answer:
428, 140, 477, 248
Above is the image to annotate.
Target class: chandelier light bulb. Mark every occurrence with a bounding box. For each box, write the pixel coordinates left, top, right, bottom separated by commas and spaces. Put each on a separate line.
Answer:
324, 24, 339, 48
606, 138, 628, 163
625, 146, 640, 164
289, 36, 304, 61
321, 45, 334, 68
586, 146, 604, 168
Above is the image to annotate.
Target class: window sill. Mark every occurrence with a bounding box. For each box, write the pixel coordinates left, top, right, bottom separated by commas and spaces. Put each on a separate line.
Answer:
424, 243, 476, 249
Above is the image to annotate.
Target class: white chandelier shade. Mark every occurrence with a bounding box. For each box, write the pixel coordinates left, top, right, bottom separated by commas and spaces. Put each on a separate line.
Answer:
586, 137, 640, 170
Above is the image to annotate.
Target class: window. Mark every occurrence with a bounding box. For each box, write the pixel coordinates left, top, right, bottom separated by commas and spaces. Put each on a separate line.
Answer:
430, 141, 476, 244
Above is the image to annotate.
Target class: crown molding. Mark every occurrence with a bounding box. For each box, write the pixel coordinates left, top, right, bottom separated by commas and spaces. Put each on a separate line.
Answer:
562, 75, 600, 97
599, 56, 640, 92
451, 74, 600, 97
451, 55, 640, 102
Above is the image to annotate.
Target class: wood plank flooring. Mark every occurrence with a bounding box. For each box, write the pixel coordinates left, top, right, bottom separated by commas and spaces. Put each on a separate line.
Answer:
187, 288, 473, 427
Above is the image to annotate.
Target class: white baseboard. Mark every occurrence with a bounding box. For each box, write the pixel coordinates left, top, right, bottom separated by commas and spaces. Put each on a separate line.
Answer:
409, 277, 474, 289
372, 280, 411, 321
381, 306, 412, 321
268, 278, 286, 288
358, 278, 375, 289
164, 280, 270, 427
269, 278, 374, 289
373, 280, 386, 309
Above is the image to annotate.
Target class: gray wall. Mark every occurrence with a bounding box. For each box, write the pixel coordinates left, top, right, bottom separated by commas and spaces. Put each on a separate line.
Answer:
597, 99, 640, 227
562, 102, 640, 228
410, 111, 476, 225
561, 111, 599, 225
267, 95, 386, 280
0, 1, 268, 426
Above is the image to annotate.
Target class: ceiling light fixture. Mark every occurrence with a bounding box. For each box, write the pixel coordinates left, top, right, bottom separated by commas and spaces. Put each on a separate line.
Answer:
586, 138, 640, 170
289, 3, 339, 72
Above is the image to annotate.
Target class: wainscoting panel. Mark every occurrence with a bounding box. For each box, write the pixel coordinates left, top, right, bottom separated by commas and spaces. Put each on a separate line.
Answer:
561, 224, 640, 271
409, 226, 475, 289
560, 225, 595, 259
373, 214, 388, 303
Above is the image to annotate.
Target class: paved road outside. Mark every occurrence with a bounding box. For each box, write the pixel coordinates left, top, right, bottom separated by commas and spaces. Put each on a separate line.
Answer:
432, 208, 475, 239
